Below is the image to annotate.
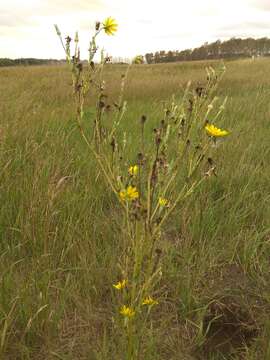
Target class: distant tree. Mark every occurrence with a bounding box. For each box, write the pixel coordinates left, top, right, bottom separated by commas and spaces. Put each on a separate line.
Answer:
154, 51, 161, 63
145, 53, 154, 64
167, 50, 174, 62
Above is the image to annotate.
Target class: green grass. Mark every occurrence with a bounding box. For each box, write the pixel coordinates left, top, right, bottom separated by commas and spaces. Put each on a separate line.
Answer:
0, 58, 270, 359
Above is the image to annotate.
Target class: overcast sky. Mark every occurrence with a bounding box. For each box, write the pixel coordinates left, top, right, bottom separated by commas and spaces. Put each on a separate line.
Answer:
1, 0, 270, 59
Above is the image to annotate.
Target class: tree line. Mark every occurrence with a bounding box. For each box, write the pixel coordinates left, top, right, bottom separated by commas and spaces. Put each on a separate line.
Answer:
0, 58, 65, 67
145, 37, 270, 64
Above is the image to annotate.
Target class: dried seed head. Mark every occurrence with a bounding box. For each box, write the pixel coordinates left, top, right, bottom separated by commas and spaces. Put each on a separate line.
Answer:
141, 115, 147, 124
195, 86, 204, 97
156, 137, 162, 146
137, 152, 144, 163
188, 99, 193, 112
155, 248, 162, 256
95, 21, 101, 31
90, 61, 95, 70
208, 157, 214, 165
75, 83, 82, 92
141, 208, 147, 219
110, 137, 116, 152
76, 62, 83, 72
99, 101, 105, 109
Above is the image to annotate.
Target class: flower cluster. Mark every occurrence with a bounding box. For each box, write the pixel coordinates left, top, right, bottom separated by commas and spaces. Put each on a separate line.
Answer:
142, 296, 159, 306
158, 197, 168, 207
205, 123, 229, 137
113, 279, 128, 290
113, 280, 158, 319
128, 165, 139, 176
120, 305, 135, 318
119, 186, 139, 201
102, 17, 118, 36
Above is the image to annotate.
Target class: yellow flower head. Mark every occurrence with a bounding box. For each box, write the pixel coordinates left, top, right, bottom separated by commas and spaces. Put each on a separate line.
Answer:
158, 197, 168, 207
119, 186, 139, 202
142, 296, 159, 306
120, 305, 135, 318
113, 279, 127, 290
103, 17, 118, 35
205, 124, 229, 138
128, 165, 139, 176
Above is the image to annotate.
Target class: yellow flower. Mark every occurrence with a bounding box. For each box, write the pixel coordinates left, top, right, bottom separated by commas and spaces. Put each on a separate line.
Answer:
128, 165, 139, 176
158, 197, 168, 207
142, 296, 159, 306
113, 279, 127, 290
205, 124, 229, 138
119, 186, 139, 201
103, 17, 118, 35
120, 305, 135, 318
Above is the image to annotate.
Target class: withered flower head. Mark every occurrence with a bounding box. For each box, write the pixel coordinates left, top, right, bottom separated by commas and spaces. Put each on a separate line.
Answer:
90, 61, 95, 70
76, 62, 83, 72
141, 115, 147, 124
65, 36, 72, 44
110, 137, 116, 152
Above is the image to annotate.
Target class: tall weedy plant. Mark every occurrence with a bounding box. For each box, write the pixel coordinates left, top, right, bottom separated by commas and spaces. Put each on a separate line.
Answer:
55, 19, 229, 359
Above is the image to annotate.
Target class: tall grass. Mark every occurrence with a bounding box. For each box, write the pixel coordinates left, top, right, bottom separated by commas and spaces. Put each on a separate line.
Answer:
0, 57, 270, 359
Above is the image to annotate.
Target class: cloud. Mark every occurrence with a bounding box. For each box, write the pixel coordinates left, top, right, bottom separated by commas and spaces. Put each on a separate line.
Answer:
153, 31, 195, 41
0, 0, 106, 29
215, 20, 270, 40
0, 13, 35, 28
219, 21, 270, 32
1, 0, 270, 59
40, 0, 106, 15
136, 19, 153, 25
247, 0, 270, 11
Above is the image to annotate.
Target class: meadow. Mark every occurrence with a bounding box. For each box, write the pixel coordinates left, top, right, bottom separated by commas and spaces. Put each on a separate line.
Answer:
0, 58, 270, 359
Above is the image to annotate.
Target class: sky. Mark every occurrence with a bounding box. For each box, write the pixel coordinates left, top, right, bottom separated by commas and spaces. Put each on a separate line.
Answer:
1, 0, 270, 60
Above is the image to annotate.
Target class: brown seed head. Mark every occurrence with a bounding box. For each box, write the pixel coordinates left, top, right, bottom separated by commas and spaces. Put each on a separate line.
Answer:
141, 115, 147, 124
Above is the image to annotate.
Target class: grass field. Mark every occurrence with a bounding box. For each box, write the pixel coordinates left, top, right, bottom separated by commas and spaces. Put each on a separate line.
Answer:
0, 58, 270, 359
